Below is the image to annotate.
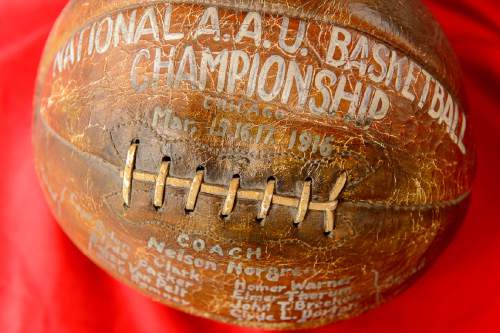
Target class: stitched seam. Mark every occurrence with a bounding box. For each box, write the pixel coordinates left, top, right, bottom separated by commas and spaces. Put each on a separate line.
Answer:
110, 115, 379, 190
39, 114, 470, 213
121, 141, 346, 234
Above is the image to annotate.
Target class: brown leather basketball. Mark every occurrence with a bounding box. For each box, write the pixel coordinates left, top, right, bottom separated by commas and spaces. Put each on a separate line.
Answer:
33, 0, 475, 329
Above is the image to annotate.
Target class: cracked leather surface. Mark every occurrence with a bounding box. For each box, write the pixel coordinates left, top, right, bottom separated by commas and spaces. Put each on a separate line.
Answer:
33, 0, 475, 329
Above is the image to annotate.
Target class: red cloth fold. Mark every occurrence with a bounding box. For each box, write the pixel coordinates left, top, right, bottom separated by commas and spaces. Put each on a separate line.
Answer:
1, 1, 499, 332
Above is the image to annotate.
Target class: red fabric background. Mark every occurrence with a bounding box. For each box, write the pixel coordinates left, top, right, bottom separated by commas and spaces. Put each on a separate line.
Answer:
0, 1, 499, 332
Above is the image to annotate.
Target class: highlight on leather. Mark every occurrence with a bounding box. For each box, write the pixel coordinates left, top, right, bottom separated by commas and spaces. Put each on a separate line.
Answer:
256, 177, 276, 223
122, 139, 139, 207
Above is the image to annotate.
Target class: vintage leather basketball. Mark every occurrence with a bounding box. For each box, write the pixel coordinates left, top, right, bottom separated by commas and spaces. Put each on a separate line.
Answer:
33, 0, 475, 329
